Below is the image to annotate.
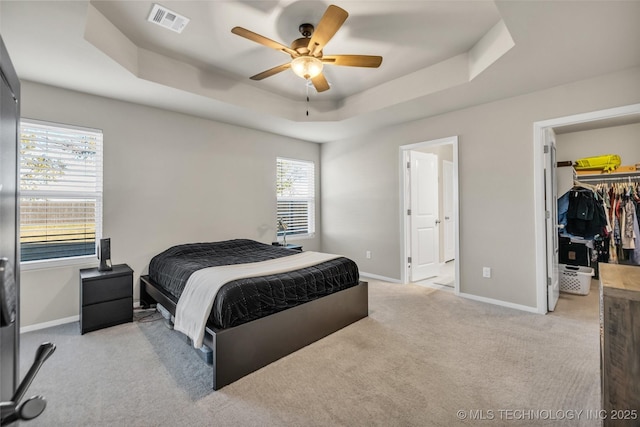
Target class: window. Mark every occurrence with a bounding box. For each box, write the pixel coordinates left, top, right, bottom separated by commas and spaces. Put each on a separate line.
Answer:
276, 157, 315, 238
19, 119, 103, 263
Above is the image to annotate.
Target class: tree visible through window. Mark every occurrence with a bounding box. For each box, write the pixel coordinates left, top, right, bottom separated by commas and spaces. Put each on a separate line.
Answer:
19, 120, 103, 262
276, 158, 315, 238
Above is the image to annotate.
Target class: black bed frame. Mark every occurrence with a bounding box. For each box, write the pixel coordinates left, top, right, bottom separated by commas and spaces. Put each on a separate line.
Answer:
139, 275, 368, 390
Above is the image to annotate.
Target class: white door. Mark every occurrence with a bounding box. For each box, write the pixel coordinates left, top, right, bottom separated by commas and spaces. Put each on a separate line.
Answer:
545, 128, 560, 311
443, 160, 455, 262
409, 151, 440, 281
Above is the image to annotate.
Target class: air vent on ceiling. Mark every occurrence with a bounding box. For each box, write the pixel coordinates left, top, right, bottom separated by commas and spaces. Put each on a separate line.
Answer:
147, 4, 189, 34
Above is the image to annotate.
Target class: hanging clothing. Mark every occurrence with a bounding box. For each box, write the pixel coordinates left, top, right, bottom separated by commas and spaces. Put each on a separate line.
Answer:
622, 199, 637, 250
633, 207, 640, 264
563, 187, 607, 239
587, 180, 640, 265
558, 181, 640, 266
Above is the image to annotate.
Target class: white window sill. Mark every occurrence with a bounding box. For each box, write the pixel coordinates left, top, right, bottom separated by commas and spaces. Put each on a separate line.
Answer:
277, 233, 315, 242
21, 255, 98, 272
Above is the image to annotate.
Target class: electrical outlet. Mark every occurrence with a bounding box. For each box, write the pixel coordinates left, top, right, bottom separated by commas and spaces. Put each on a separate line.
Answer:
366, 251, 372, 259
483, 267, 491, 278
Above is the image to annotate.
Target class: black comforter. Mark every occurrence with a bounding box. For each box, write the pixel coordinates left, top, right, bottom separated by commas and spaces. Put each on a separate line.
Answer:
148, 239, 360, 329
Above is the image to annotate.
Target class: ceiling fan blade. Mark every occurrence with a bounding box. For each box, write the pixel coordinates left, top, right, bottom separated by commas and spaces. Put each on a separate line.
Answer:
311, 73, 330, 92
231, 27, 298, 57
308, 5, 348, 56
323, 55, 383, 68
250, 63, 291, 80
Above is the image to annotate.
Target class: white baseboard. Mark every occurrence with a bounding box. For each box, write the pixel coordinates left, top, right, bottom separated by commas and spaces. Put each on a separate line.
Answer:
359, 272, 402, 283
20, 315, 79, 334
21, 302, 144, 334
458, 292, 541, 314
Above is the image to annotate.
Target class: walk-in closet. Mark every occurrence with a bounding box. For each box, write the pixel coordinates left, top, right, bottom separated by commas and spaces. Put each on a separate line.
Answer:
555, 121, 640, 301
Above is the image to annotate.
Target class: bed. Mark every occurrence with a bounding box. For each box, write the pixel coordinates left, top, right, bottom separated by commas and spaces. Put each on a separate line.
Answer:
139, 239, 368, 390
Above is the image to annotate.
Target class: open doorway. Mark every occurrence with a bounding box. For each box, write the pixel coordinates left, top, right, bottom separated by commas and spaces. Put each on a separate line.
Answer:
534, 103, 640, 314
400, 136, 460, 294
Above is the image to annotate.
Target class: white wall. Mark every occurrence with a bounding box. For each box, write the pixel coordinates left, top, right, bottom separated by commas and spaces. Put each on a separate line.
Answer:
556, 123, 640, 195
321, 67, 640, 309
19, 81, 320, 327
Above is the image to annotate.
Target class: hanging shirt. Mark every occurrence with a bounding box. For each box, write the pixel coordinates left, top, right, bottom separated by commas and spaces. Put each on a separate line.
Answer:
622, 199, 637, 250
565, 187, 606, 239
632, 203, 640, 264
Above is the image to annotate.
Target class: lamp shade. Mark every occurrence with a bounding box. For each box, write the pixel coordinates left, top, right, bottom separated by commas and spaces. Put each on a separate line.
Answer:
291, 56, 323, 79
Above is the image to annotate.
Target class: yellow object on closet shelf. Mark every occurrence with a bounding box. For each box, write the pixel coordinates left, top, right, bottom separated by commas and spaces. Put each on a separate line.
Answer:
574, 165, 636, 176
573, 154, 621, 172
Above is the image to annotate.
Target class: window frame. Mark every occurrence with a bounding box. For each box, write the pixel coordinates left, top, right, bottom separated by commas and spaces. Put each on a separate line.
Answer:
276, 157, 315, 240
19, 118, 103, 269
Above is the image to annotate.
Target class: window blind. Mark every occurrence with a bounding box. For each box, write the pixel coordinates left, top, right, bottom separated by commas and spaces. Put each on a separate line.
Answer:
19, 120, 103, 262
276, 158, 315, 237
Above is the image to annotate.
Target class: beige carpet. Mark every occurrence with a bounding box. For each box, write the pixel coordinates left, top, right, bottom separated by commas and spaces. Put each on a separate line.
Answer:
19, 279, 601, 426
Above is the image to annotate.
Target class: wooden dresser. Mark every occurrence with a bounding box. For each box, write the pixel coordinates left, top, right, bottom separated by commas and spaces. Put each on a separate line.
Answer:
599, 263, 640, 426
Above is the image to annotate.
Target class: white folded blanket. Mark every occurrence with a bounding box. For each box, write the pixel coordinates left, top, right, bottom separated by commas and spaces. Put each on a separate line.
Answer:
174, 251, 342, 348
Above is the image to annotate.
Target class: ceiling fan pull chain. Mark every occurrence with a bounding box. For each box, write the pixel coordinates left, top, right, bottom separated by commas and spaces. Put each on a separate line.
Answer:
306, 82, 310, 117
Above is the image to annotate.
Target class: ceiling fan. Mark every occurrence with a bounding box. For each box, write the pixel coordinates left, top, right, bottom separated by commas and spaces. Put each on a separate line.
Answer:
231, 4, 383, 93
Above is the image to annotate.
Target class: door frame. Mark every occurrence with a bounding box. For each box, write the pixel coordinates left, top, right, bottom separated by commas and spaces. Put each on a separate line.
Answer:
533, 103, 640, 314
400, 136, 460, 293
442, 159, 455, 262
544, 128, 559, 312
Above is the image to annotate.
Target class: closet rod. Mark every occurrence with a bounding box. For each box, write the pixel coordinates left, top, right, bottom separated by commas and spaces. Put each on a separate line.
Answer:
573, 180, 598, 192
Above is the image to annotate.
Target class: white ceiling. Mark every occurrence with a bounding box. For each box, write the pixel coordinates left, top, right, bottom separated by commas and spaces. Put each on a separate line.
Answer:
1, 1, 639, 143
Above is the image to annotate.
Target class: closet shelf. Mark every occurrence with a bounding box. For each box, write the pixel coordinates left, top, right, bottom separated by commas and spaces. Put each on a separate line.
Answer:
573, 166, 640, 181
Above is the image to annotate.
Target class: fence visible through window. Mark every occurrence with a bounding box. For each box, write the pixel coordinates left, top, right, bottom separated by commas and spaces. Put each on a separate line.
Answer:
20, 198, 97, 261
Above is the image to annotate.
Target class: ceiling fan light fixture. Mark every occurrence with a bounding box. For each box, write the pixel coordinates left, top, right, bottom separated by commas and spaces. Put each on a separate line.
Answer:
291, 56, 323, 80
232, 5, 381, 92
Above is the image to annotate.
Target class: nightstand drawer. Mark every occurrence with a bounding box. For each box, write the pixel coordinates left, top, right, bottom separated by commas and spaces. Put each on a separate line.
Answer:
81, 297, 132, 333
83, 275, 131, 305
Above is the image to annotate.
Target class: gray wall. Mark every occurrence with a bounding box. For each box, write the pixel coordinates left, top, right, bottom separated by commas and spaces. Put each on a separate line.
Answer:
321, 67, 640, 309
19, 66, 640, 326
556, 123, 640, 195
20, 81, 320, 327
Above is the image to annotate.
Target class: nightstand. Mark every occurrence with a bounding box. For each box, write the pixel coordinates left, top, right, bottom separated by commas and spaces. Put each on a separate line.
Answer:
80, 264, 133, 334
272, 242, 303, 251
